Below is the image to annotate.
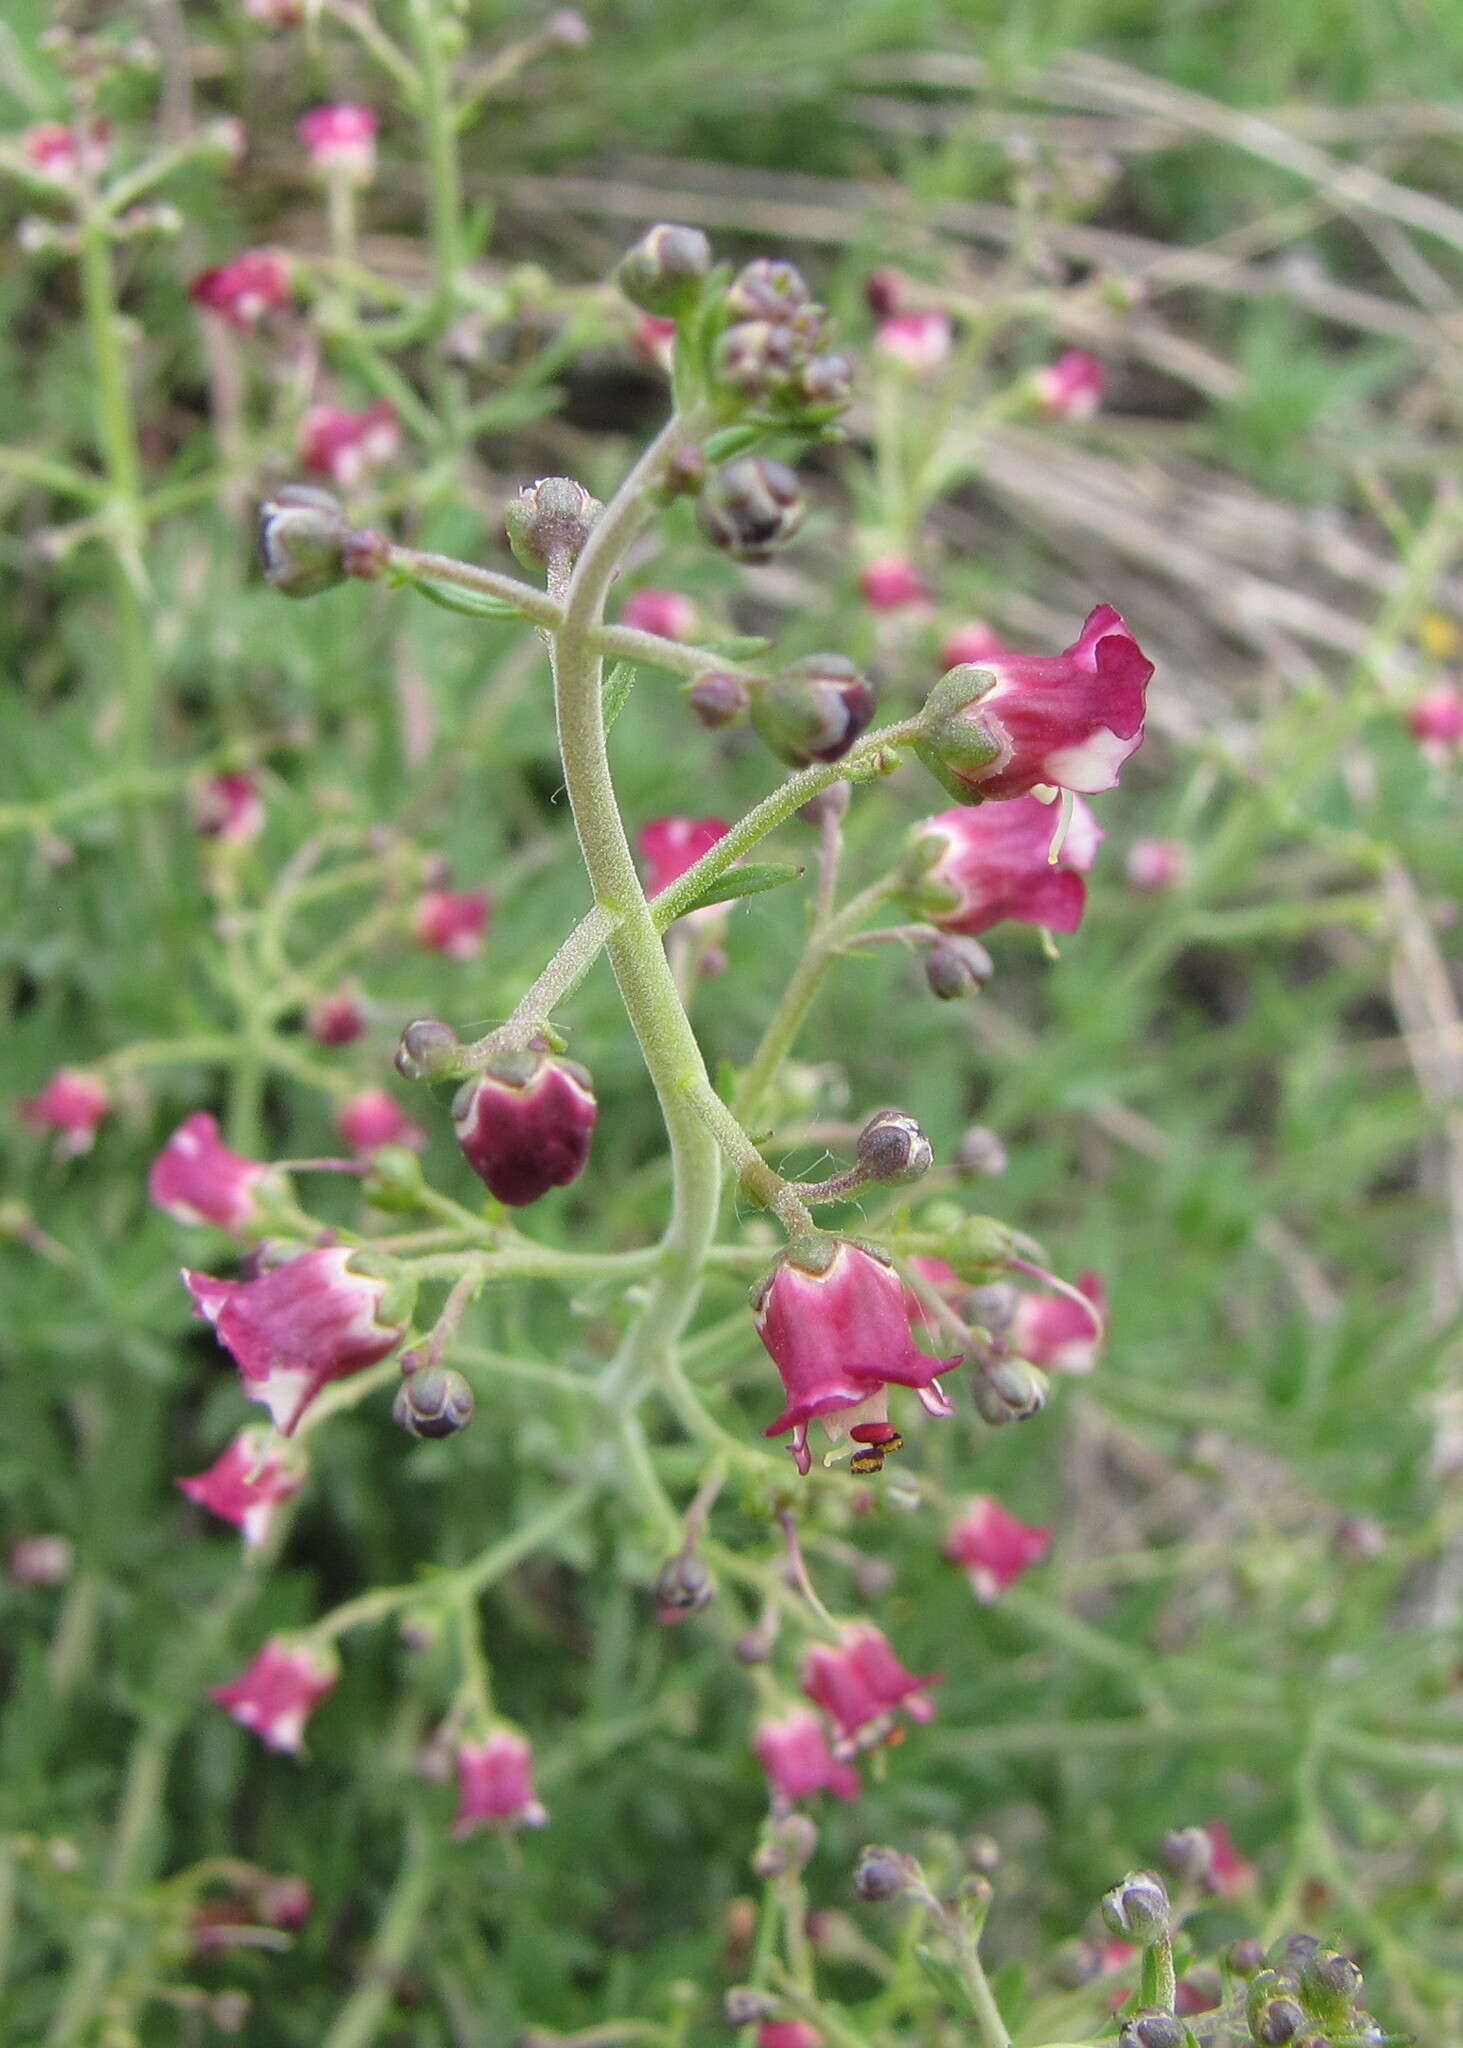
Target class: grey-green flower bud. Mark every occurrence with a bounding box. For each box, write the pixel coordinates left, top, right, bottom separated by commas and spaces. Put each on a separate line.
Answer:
924, 936, 993, 1000
1251, 1997, 1306, 2045
504, 476, 603, 573
686, 670, 752, 729
973, 1358, 1049, 1426
1119, 2014, 1185, 2048
749, 654, 874, 766
616, 223, 711, 316
856, 1108, 933, 1186
1299, 1952, 1362, 2026
259, 484, 349, 598
393, 1366, 475, 1440
852, 1844, 914, 1903
1100, 1870, 1171, 1944
395, 1018, 464, 1083
697, 457, 804, 563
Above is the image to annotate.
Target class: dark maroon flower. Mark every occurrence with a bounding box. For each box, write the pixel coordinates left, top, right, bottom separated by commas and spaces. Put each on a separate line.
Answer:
944, 1496, 1051, 1602
754, 1710, 859, 1803
860, 555, 928, 611
754, 1239, 960, 1475
150, 1112, 274, 1231
335, 1089, 425, 1157
453, 1050, 597, 1206
192, 772, 264, 844
905, 794, 1103, 938
307, 990, 367, 1047
184, 1248, 407, 1433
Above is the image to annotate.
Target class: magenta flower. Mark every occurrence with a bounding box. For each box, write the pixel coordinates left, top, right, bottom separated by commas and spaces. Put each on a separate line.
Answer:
453, 1729, 547, 1834
412, 888, 491, 960
178, 1427, 303, 1547
754, 1709, 859, 1803
184, 1247, 407, 1433
1125, 836, 1189, 892
938, 621, 1012, 671
297, 401, 400, 491
1010, 1270, 1106, 1375
859, 554, 928, 612
1034, 348, 1105, 420
150, 1112, 274, 1232
1408, 682, 1463, 756
189, 249, 291, 328
924, 605, 1153, 800
192, 771, 264, 845
453, 1049, 597, 1207
874, 310, 951, 375
754, 1239, 961, 1475
638, 815, 729, 898
632, 314, 677, 372
307, 989, 366, 1047
620, 587, 698, 640
23, 119, 109, 184
1202, 1820, 1255, 1896
759, 2026, 822, 2048
335, 1089, 425, 1157
211, 1636, 337, 1753
801, 1624, 938, 1751
944, 1496, 1052, 1603
905, 794, 1104, 938
298, 103, 378, 183
20, 1069, 111, 1155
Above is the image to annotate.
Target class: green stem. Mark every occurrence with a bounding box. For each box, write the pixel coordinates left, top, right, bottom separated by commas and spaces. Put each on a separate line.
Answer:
407, 0, 465, 334
320, 1817, 438, 2048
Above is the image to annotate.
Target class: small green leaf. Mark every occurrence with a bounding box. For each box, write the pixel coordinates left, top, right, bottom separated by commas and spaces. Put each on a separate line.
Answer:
405, 576, 523, 621
913, 1945, 979, 2019
603, 661, 638, 731
674, 862, 802, 916
698, 634, 773, 660
703, 423, 762, 463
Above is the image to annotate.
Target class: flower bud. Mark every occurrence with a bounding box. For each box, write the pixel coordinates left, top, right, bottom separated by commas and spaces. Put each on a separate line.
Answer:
725, 258, 812, 324
725, 1988, 775, 2025
750, 655, 875, 767
1100, 1871, 1170, 1944
395, 1019, 464, 1082
652, 1550, 715, 1622
1299, 1952, 1362, 2025
698, 458, 804, 562
1227, 1938, 1268, 1978
393, 1366, 475, 1439
453, 1049, 597, 1206
954, 1126, 1008, 1176
924, 937, 993, 1000
1251, 1997, 1306, 2045
752, 1812, 818, 1879
504, 476, 603, 573
855, 1109, 932, 1186
687, 669, 752, 728
852, 1844, 914, 1903
259, 484, 349, 598
964, 1281, 1018, 1335
972, 1358, 1049, 1426
361, 1144, 428, 1214
615, 223, 712, 316
1161, 1824, 1215, 1886
1051, 1938, 1103, 1989
1119, 2015, 1184, 2048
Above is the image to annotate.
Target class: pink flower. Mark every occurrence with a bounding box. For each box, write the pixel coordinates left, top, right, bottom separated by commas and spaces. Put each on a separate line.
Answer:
335, 1088, 425, 1157
178, 1427, 303, 1547
874, 311, 951, 375
901, 1254, 964, 1342
189, 249, 291, 328
453, 1730, 547, 1834
1010, 1271, 1106, 1375
453, 1050, 597, 1207
298, 103, 378, 183
939, 621, 1013, 671
1034, 349, 1105, 420
1408, 682, 1463, 756
620, 587, 697, 640
944, 1496, 1052, 1602
759, 2027, 822, 2048
906, 794, 1104, 938
632, 314, 677, 372
297, 401, 400, 491
1125, 836, 1189, 892
150, 1112, 274, 1232
23, 120, 109, 184
923, 605, 1153, 800
8, 1535, 73, 1586
211, 1636, 337, 1753
754, 1239, 961, 1476
865, 267, 908, 318
754, 1710, 860, 1803
184, 1247, 407, 1433
1202, 1820, 1255, 1896
801, 1624, 938, 1751
245, 0, 304, 23
412, 888, 491, 960
20, 1069, 111, 1154
860, 554, 928, 611
192, 772, 264, 844
638, 815, 729, 897
307, 990, 366, 1046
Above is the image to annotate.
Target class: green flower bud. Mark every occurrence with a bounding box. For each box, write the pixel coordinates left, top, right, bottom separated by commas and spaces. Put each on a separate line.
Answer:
393, 1365, 475, 1440
1100, 1870, 1171, 1944
504, 476, 602, 573
749, 654, 874, 766
259, 484, 349, 598
973, 1358, 1049, 1426
361, 1144, 427, 1214
697, 457, 804, 563
615, 223, 712, 316
1299, 1952, 1362, 2026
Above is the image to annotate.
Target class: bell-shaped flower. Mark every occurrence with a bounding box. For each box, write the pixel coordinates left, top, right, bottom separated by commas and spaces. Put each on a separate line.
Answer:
754, 1709, 860, 1804
453, 1728, 547, 1834
178, 1427, 304, 1547
1009, 1270, 1106, 1375
918, 604, 1153, 800
453, 1049, 597, 1206
20, 1069, 111, 1155
336, 1089, 425, 1158
859, 554, 928, 611
755, 1239, 962, 1474
873, 310, 951, 375
944, 1496, 1051, 1602
411, 887, 491, 959
183, 1246, 408, 1433
150, 1112, 275, 1231
904, 794, 1103, 938
801, 1624, 938, 1751
211, 1636, 337, 1753
298, 103, 378, 183
298, 401, 400, 492
1033, 348, 1105, 419
189, 249, 291, 328
620, 587, 698, 640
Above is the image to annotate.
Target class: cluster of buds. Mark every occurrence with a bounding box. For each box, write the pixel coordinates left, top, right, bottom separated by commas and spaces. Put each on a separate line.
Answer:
707, 256, 853, 426
697, 456, 806, 563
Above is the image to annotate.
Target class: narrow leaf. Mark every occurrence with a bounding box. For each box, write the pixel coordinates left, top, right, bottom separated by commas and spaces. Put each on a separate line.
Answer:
703, 423, 762, 463
913, 1945, 979, 2019
602, 661, 638, 731
674, 862, 802, 916
406, 576, 523, 621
